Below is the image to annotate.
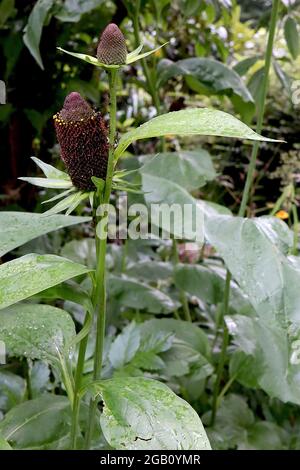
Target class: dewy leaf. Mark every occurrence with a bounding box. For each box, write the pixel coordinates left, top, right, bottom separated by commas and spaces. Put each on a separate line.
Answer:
85, 377, 211, 450
108, 275, 179, 314
205, 214, 300, 404
139, 150, 216, 191
0, 212, 91, 257
0, 253, 92, 310
0, 394, 71, 450
115, 108, 282, 160
0, 304, 76, 364
23, 0, 55, 70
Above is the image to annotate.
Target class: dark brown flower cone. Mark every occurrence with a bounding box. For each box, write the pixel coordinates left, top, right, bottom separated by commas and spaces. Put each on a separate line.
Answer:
97, 23, 127, 65
54, 92, 108, 191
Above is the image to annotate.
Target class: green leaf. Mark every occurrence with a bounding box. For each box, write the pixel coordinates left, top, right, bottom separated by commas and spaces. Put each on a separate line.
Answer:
0, 394, 71, 449
0, 253, 91, 310
0, 433, 12, 450
139, 149, 216, 191
30, 156, 69, 179
54, 0, 105, 22
23, 0, 55, 70
19, 176, 73, 189
0, 0, 15, 28
108, 275, 179, 313
0, 304, 76, 364
43, 191, 89, 215
175, 264, 250, 311
284, 16, 300, 60
57, 47, 119, 69
115, 108, 282, 160
140, 172, 204, 241
143, 319, 212, 380
126, 43, 168, 64
207, 394, 286, 450
233, 56, 261, 76
205, 214, 300, 404
85, 377, 211, 450
127, 260, 173, 281
109, 322, 140, 369
0, 371, 26, 412
0, 212, 91, 257
157, 58, 255, 119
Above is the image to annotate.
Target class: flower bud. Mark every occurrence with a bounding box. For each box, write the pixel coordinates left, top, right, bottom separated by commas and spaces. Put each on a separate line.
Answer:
54, 92, 108, 190
97, 23, 127, 65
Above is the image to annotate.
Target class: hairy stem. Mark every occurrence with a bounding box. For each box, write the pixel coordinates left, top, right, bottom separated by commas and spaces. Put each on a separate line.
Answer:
85, 69, 118, 448
211, 0, 280, 425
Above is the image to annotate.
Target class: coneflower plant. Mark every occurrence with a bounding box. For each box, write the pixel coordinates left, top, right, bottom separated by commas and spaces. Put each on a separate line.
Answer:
0, 21, 282, 451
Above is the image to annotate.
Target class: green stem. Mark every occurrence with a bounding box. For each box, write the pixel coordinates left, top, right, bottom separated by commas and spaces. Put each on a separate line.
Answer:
210, 0, 280, 425
172, 238, 192, 322
85, 69, 118, 449
210, 270, 230, 425
292, 203, 298, 255
238, 0, 280, 219
70, 311, 90, 449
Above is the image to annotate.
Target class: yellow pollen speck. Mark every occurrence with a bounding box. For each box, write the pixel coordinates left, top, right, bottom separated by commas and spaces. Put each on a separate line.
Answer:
275, 210, 289, 220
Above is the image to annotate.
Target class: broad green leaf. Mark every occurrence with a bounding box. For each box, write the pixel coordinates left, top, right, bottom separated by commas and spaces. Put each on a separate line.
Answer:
23, 0, 55, 70
284, 16, 300, 60
127, 260, 173, 281
54, 0, 105, 22
0, 371, 26, 412
205, 214, 300, 404
174, 264, 251, 311
0, 253, 91, 309
108, 275, 179, 313
139, 149, 216, 191
115, 108, 281, 160
0, 304, 76, 364
0, 433, 12, 450
0, 394, 71, 449
207, 394, 287, 450
85, 377, 211, 450
157, 58, 255, 118
19, 176, 73, 188
0, 212, 91, 257
141, 172, 204, 241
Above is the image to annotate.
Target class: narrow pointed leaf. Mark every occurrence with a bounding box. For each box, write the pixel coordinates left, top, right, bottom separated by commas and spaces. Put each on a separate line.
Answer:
115, 108, 282, 160
31, 157, 69, 180
19, 177, 72, 189
126, 43, 168, 64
